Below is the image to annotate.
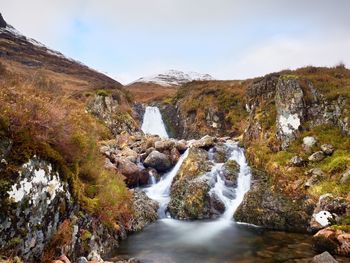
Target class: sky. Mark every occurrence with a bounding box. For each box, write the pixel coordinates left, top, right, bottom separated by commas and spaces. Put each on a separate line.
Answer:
1, 0, 350, 84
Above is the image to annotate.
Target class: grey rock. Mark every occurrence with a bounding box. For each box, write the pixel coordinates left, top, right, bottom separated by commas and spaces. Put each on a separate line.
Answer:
308, 151, 326, 162
340, 169, 350, 184
311, 251, 338, 263
144, 150, 171, 172
289, 156, 306, 167
303, 136, 317, 150
77, 257, 88, 263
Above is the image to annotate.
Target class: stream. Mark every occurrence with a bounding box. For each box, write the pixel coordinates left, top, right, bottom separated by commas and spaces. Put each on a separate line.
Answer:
115, 106, 317, 263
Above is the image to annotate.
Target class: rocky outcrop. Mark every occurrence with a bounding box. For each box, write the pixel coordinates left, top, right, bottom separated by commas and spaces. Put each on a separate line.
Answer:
87, 95, 139, 136
144, 150, 171, 172
168, 147, 216, 219
0, 157, 73, 262
234, 169, 314, 233
0, 13, 7, 28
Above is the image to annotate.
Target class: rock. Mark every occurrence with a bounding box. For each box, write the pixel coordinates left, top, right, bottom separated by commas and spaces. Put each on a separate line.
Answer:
143, 150, 171, 172
305, 168, 326, 188
303, 136, 317, 151
57, 255, 71, 263
87, 251, 103, 262
121, 148, 138, 163
209, 192, 226, 216
139, 169, 150, 186
320, 144, 335, 156
211, 145, 228, 163
104, 158, 117, 171
340, 169, 350, 184
129, 190, 159, 232
175, 140, 188, 153
275, 77, 305, 149
154, 140, 175, 151
309, 194, 350, 232
117, 158, 142, 187
310, 251, 338, 263
308, 151, 326, 162
169, 147, 180, 165
191, 135, 216, 149
222, 160, 240, 187
289, 156, 306, 167
76, 257, 88, 263
234, 169, 314, 233
314, 227, 350, 256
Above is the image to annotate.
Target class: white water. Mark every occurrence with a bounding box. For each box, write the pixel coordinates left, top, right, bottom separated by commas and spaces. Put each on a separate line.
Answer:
141, 106, 169, 138
145, 149, 190, 218
208, 143, 251, 220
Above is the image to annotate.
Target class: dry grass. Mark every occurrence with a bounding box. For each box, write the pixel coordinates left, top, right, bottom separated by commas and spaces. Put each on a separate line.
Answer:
126, 82, 178, 103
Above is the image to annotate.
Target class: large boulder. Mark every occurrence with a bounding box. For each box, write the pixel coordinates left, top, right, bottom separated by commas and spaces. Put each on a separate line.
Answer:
309, 194, 350, 232
143, 150, 171, 172
168, 148, 218, 219
117, 158, 142, 187
191, 135, 216, 149
234, 169, 314, 233
313, 227, 350, 257
129, 190, 159, 232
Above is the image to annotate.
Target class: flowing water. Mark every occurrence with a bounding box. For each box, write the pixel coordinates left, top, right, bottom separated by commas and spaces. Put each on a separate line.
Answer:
114, 107, 317, 262
141, 106, 169, 138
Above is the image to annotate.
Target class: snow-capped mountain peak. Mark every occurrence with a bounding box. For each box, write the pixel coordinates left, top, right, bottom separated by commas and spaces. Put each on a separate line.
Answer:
130, 70, 214, 86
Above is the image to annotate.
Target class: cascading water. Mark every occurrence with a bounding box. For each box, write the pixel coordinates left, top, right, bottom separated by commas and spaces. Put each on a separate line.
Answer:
145, 149, 189, 218
141, 106, 169, 138
207, 143, 251, 220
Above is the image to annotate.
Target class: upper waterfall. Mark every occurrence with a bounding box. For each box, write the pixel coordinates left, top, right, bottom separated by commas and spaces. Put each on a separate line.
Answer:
141, 106, 169, 138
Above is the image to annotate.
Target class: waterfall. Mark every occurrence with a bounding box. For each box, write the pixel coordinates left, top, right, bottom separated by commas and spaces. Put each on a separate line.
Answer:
141, 106, 169, 138
208, 143, 251, 221
145, 149, 189, 218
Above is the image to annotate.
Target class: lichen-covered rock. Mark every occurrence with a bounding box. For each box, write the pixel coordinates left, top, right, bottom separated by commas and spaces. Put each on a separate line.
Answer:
308, 151, 326, 162
303, 136, 317, 151
210, 144, 228, 163
313, 227, 350, 256
129, 190, 159, 232
143, 150, 171, 172
234, 169, 314, 233
309, 194, 350, 232
340, 169, 350, 184
275, 77, 305, 149
0, 157, 72, 262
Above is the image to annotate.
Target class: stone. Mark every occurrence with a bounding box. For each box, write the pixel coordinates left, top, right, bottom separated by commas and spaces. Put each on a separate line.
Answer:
143, 150, 171, 172
117, 158, 142, 187
308, 151, 326, 162
310, 251, 338, 263
209, 193, 225, 215
289, 156, 305, 167
169, 147, 180, 165
340, 169, 350, 184
320, 144, 335, 155
304, 168, 326, 188
87, 250, 103, 262
314, 228, 350, 256
129, 190, 159, 232
303, 136, 317, 150
76, 257, 88, 263
191, 135, 216, 149
154, 140, 175, 151
176, 140, 188, 153
222, 160, 240, 187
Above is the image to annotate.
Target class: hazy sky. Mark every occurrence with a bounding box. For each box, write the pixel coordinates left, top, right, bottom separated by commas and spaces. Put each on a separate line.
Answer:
1, 0, 350, 84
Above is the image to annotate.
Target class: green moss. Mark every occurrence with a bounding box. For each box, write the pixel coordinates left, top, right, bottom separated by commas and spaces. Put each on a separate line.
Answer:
7, 237, 21, 249
271, 151, 295, 165
96, 89, 110, 97
280, 74, 299, 80
80, 229, 92, 241
330, 225, 350, 232
309, 180, 350, 197
316, 150, 350, 174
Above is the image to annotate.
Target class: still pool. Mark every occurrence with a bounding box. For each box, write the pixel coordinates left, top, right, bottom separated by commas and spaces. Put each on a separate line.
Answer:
112, 218, 323, 263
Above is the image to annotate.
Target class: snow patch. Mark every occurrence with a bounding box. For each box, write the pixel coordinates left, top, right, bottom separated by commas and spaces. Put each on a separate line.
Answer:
278, 113, 300, 135
130, 69, 214, 86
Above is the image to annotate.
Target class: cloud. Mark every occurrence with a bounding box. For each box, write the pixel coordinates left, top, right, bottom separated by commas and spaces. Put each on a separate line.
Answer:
1, 0, 350, 82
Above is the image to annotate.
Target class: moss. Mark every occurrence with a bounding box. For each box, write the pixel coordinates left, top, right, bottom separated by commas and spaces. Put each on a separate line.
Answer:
7, 237, 21, 249
309, 180, 350, 198
95, 89, 110, 97
329, 225, 350, 232
80, 229, 92, 241
316, 150, 350, 174
280, 74, 299, 80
